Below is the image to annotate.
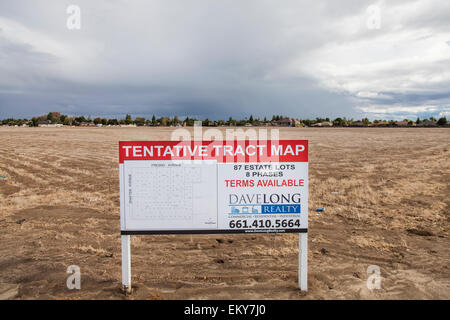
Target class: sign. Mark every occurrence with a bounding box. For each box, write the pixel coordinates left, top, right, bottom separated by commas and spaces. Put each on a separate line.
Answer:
119, 139, 309, 292
119, 140, 308, 234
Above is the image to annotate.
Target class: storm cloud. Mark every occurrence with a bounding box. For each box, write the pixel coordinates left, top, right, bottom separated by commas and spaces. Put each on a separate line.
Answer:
0, 0, 449, 120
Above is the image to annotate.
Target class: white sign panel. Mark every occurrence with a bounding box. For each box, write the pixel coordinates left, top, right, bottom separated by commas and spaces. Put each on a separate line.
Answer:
119, 140, 308, 234
217, 162, 308, 232
122, 160, 217, 231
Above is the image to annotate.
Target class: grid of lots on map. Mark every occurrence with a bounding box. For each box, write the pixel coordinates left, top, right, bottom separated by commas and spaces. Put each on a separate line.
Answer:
130, 165, 202, 220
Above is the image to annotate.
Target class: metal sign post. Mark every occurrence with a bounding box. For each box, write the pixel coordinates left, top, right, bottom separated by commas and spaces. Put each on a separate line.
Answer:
120, 234, 307, 291
120, 162, 132, 293
121, 235, 131, 293
299, 232, 308, 290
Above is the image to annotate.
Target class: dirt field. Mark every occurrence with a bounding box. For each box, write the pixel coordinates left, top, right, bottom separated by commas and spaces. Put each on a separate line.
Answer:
0, 127, 448, 300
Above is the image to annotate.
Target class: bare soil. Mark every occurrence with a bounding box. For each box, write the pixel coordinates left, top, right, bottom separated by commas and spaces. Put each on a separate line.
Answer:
0, 127, 448, 299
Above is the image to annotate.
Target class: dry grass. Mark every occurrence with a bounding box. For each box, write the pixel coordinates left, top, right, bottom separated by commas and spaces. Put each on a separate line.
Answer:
0, 126, 449, 299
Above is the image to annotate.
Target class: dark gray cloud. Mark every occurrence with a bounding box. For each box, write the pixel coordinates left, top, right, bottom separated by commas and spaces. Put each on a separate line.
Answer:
0, 0, 449, 120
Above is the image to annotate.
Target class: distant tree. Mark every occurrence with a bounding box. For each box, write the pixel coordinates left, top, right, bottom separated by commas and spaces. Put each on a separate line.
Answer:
416, 117, 422, 124
249, 115, 254, 123
31, 117, 38, 127
315, 117, 325, 123
47, 112, 61, 123
108, 118, 119, 126
59, 114, 68, 124
160, 117, 168, 126
125, 114, 132, 125
135, 117, 146, 126
185, 117, 196, 126
272, 115, 283, 121
74, 116, 87, 124
93, 117, 102, 125
437, 117, 447, 126
333, 117, 343, 126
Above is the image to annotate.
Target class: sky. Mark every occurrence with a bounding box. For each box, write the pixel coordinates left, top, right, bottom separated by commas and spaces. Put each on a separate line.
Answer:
0, 0, 449, 120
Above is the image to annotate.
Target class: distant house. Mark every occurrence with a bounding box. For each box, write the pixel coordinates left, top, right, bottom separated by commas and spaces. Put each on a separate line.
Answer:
78, 122, 93, 127
394, 121, 409, 127
372, 121, 388, 127
37, 120, 62, 127
271, 118, 301, 127
422, 119, 437, 127
351, 121, 365, 127
271, 118, 292, 127
41, 124, 63, 127
312, 121, 333, 127
37, 120, 51, 126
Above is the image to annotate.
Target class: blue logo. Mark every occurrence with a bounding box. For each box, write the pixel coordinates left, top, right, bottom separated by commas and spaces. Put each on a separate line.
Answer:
230, 205, 260, 214
230, 204, 300, 214
261, 204, 300, 214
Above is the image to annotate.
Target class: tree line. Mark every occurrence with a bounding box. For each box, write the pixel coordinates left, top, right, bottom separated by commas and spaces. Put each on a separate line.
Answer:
0, 111, 448, 127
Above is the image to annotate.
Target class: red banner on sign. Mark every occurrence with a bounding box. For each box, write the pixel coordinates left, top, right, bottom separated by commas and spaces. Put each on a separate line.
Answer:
119, 140, 308, 163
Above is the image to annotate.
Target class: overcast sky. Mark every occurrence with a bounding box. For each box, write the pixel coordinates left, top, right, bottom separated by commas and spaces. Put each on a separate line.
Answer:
0, 0, 449, 120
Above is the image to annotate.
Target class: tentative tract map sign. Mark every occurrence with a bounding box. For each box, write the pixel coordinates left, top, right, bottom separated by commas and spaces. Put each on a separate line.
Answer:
119, 139, 309, 292
119, 140, 308, 234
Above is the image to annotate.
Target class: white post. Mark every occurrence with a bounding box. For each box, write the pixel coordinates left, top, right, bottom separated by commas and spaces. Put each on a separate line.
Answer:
299, 232, 308, 291
121, 235, 131, 293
